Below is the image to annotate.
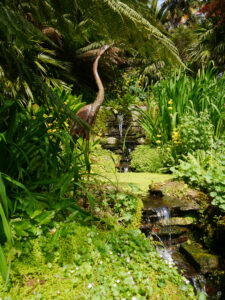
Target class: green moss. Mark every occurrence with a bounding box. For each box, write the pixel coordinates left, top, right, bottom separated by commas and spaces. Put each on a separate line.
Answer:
114, 172, 173, 193
129, 197, 144, 229
130, 145, 163, 172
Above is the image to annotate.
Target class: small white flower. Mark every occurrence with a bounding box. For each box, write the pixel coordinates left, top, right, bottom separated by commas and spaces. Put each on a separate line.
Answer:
121, 254, 124, 257
116, 279, 120, 283
100, 261, 102, 265
127, 271, 131, 275
70, 270, 75, 273
125, 241, 128, 244
132, 297, 137, 300
113, 283, 117, 287
88, 283, 93, 289
110, 251, 113, 255
126, 258, 130, 262
76, 267, 79, 270
132, 281, 136, 285
117, 253, 120, 256
57, 291, 60, 294
38, 225, 42, 228
23, 237, 27, 240
33, 292, 36, 295
112, 260, 115, 263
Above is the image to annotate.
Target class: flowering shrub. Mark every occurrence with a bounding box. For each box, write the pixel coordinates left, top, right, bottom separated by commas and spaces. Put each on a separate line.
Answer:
201, 0, 225, 27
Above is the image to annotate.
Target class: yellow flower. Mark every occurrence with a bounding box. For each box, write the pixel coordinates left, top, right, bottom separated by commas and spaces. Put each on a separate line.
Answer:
32, 115, 36, 120
156, 140, 161, 144
168, 99, 173, 105
157, 134, 161, 137
170, 113, 173, 117
168, 107, 173, 111
32, 104, 39, 113
166, 147, 170, 151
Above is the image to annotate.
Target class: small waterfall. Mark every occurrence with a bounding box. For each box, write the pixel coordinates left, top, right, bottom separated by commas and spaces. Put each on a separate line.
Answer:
154, 207, 170, 226
191, 275, 207, 295
151, 207, 174, 267
154, 207, 172, 244
117, 113, 124, 140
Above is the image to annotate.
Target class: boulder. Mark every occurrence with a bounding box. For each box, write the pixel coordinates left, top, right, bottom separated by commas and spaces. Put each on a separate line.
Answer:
180, 241, 220, 274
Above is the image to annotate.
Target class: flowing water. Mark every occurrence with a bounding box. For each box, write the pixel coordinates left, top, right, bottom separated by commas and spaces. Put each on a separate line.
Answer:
117, 113, 124, 141
117, 113, 133, 172
146, 206, 222, 299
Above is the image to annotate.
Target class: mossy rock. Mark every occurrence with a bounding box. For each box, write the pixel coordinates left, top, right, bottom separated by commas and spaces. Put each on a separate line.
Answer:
180, 241, 220, 274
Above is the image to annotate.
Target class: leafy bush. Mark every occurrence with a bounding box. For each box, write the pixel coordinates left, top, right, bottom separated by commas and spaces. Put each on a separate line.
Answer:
171, 148, 225, 211
177, 112, 214, 154
130, 145, 163, 172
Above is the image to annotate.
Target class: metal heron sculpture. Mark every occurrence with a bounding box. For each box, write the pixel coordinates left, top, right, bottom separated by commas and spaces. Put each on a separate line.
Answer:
70, 45, 110, 144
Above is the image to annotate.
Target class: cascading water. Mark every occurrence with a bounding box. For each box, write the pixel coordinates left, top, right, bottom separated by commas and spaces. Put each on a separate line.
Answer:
117, 113, 131, 172
117, 113, 124, 141
147, 206, 216, 298
151, 207, 174, 268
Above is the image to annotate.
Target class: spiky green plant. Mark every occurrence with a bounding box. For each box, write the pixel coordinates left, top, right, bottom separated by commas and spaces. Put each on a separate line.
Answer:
136, 66, 225, 144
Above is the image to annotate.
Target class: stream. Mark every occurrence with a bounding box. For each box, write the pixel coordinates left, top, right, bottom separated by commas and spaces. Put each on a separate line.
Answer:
141, 199, 223, 299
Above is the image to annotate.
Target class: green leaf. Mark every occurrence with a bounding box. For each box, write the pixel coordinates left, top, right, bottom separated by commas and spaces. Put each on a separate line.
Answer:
0, 244, 8, 282
34, 211, 55, 225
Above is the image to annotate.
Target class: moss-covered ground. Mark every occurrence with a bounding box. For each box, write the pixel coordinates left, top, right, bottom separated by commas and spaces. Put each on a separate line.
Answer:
115, 172, 173, 193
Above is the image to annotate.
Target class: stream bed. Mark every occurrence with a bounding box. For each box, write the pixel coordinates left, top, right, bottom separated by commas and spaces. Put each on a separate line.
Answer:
141, 185, 224, 299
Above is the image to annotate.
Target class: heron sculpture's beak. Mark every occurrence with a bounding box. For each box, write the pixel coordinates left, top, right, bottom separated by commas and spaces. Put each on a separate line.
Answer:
98, 44, 113, 56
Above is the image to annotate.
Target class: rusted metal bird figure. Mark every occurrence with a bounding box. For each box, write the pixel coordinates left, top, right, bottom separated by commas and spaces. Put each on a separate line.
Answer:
70, 45, 110, 143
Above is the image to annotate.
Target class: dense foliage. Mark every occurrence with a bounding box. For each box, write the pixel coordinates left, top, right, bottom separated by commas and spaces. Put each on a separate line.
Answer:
1, 0, 225, 297
171, 141, 225, 210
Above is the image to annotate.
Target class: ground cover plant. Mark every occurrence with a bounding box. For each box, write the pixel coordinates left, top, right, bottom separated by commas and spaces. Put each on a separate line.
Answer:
0, 218, 196, 299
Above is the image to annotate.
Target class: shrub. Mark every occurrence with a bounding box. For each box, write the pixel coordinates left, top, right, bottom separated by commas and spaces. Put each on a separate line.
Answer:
130, 145, 163, 172
177, 111, 214, 154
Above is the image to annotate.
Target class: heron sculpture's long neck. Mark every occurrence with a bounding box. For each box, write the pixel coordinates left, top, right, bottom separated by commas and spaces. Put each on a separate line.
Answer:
91, 55, 104, 112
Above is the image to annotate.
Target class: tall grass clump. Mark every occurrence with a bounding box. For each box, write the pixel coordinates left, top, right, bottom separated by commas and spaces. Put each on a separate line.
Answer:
136, 66, 225, 144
